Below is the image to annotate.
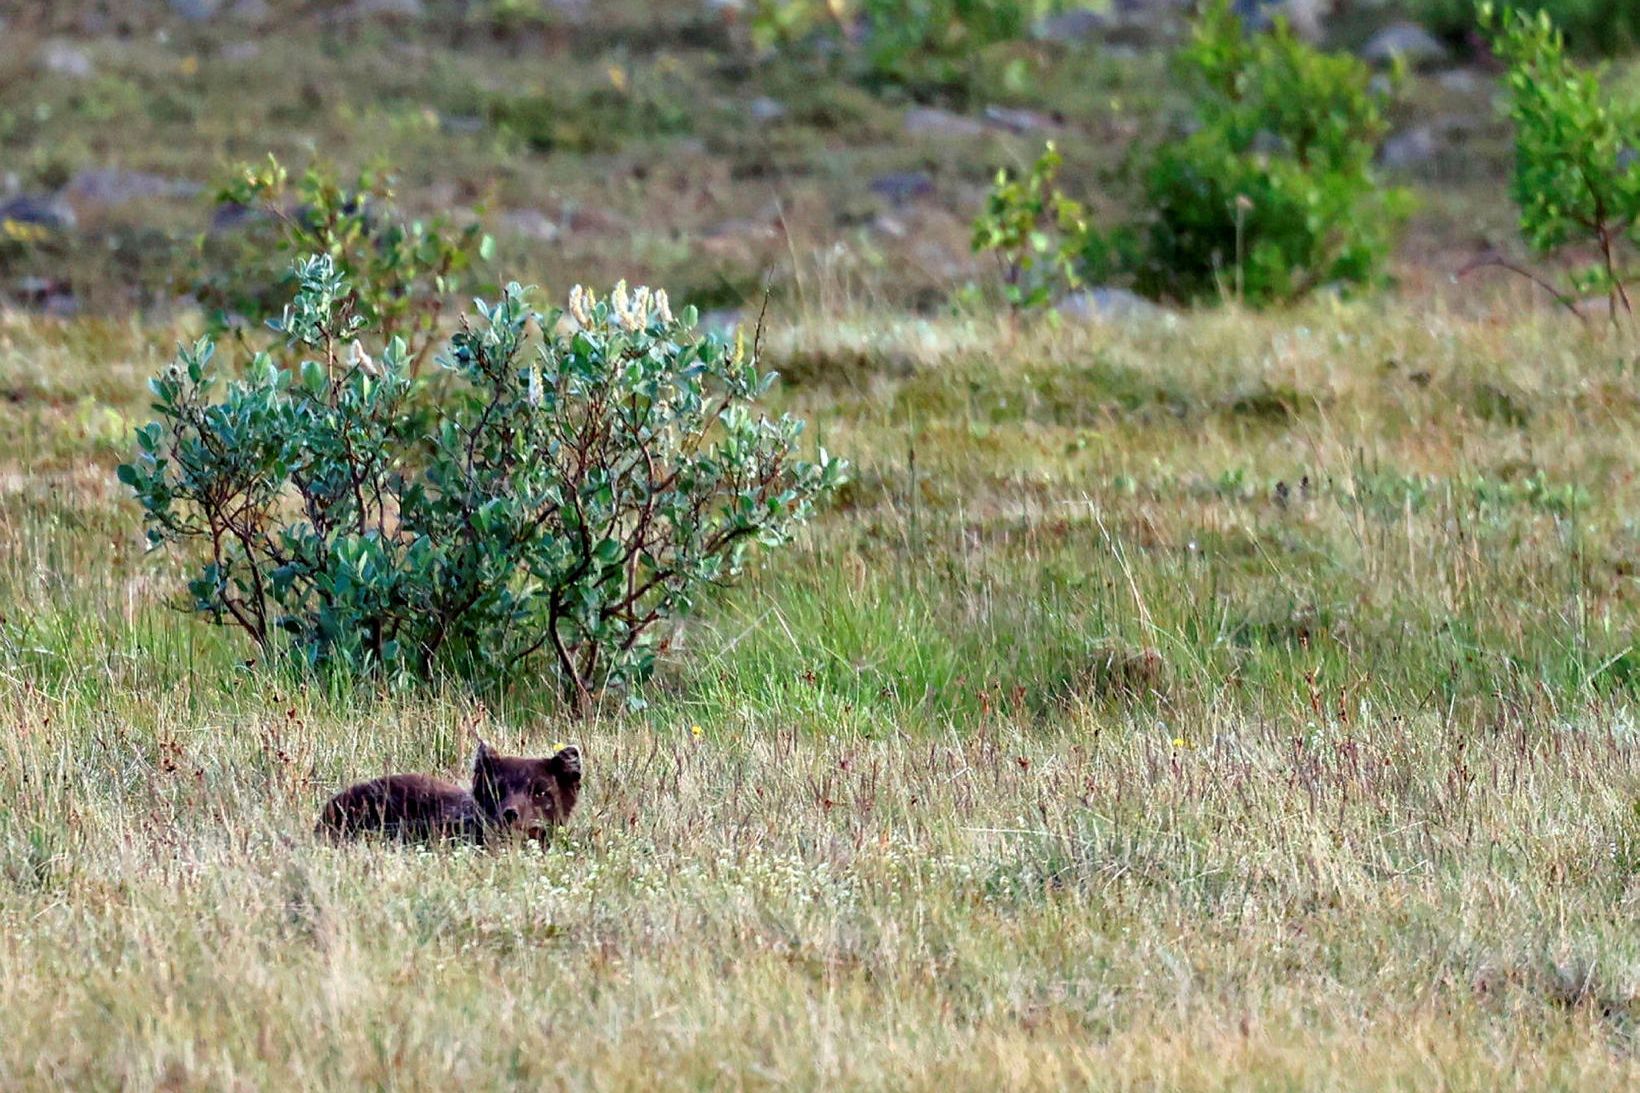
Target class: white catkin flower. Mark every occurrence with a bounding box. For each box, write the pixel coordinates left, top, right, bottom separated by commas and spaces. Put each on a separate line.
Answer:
526, 363, 543, 407
568, 285, 593, 327
610, 280, 630, 328
346, 340, 378, 377
654, 289, 672, 325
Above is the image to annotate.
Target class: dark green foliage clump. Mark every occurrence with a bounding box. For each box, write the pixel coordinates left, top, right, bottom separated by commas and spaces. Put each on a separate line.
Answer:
122, 256, 846, 708
193, 158, 492, 373
1420, 0, 1640, 57
975, 0, 1409, 308
1481, 3, 1640, 321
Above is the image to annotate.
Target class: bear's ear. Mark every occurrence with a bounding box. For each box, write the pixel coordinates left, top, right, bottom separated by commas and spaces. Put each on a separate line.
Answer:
473, 739, 496, 774
551, 745, 581, 785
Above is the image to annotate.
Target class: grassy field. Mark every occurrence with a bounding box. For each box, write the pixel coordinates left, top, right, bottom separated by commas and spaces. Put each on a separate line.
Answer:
4, 2, 1640, 1089
4, 301, 1640, 1088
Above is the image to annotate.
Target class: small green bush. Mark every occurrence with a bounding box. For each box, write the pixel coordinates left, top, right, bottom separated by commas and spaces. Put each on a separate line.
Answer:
1478, 4, 1640, 321
975, 0, 1408, 307
123, 256, 845, 709
970, 141, 1091, 308
748, 0, 1087, 92
1420, 0, 1640, 56
192, 157, 492, 372
485, 81, 692, 154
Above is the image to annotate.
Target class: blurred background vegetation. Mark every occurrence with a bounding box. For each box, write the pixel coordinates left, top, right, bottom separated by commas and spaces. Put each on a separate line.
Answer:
0, 0, 1601, 323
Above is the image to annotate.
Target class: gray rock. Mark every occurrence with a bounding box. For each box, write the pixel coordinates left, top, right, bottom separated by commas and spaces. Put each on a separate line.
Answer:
749, 97, 787, 123
698, 309, 745, 337
1437, 67, 1483, 93
497, 208, 560, 242
1378, 126, 1438, 171
1032, 8, 1113, 42
983, 105, 1058, 134
220, 41, 262, 63
440, 114, 486, 135
341, 0, 425, 18
872, 213, 908, 238
39, 41, 94, 79
168, 0, 222, 21
0, 194, 76, 231
65, 169, 201, 207
904, 107, 988, 139
1360, 22, 1449, 68
1057, 287, 1165, 323
1235, 0, 1331, 42
869, 171, 935, 205
229, 0, 273, 21
13, 277, 79, 317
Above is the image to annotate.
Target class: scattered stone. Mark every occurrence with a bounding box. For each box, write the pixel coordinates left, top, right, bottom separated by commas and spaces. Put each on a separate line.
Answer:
220, 41, 262, 63
547, 0, 592, 20
698, 218, 780, 261
496, 208, 560, 242
168, 0, 222, 21
39, 41, 94, 79
1057, 287, 1165, 323
341, 0, 425, 18
983, 106, 1058, 134
12, 277, 79, 317
697, 309, 745, 337
0, 194, 77, 232
1235, 0, 1330, 42
65, 169, 201, 207
1378, 126, 1438, 172
1033, 8, 1113, 43
439, 114, 486, 135
1437, 67, 1483, 94
1360, 22, 1449, 69
869, 171, 935, 206
749, 97, 788, 123
229, 0, 273, 21
872, 213, 908, 238
904, 107, 988, 139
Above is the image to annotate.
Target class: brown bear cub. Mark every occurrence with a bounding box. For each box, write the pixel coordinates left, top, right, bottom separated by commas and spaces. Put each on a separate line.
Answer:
316, 741, 582, 845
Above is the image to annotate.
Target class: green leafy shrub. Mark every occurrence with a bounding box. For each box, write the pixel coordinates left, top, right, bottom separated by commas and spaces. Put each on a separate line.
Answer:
748, 0, 1089, 92
975, 2, 1407, 307
970, 142, 1092, 308
485, 78, 691, 154
1419, 0, 1640, 57
122, 256, 846, 709
193, 157, 492, 372
1474, 4, 1640, 321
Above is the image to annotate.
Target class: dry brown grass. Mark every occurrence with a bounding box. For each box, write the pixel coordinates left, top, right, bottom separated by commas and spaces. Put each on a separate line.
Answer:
2, 299, 1640, 1087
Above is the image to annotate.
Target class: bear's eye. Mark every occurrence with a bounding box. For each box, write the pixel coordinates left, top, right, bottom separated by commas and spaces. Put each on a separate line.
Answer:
533, 785, 550, 800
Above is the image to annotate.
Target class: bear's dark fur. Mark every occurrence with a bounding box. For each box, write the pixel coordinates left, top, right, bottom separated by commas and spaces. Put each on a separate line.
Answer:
317, 742, 582, 845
